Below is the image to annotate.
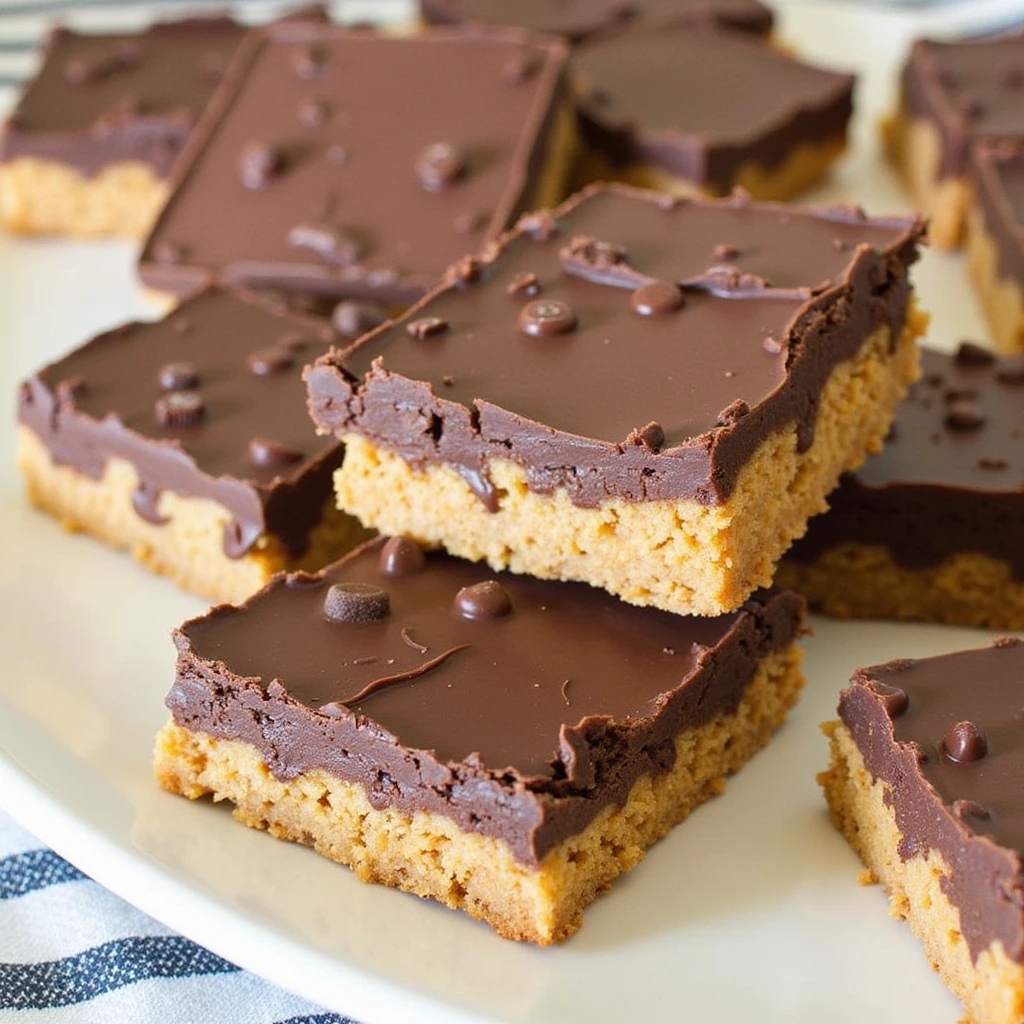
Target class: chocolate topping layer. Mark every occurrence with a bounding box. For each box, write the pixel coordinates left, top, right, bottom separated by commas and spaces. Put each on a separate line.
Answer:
306, 184, 923, 509
0, 18, 246, 179
419, 0, 773, 43
169, 536, 805, 865
18, 289, 342, 559
970, 142, 1024, 289
788, 346, 1024, 577
901, 34, 1024, 180
574, 25, 854, 192
138, 24, 570, 305
840, 641, 1024, 962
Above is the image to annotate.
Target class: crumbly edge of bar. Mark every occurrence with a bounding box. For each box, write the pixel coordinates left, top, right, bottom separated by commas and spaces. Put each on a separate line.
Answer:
0, 156, 168, 239
820, 721, 1024, 1024
17, 425, 371, 604
332, 304, 925, 617
778, 543, 1024, 631
573, 135, 847, 202
966, 200, 1024, 355
154, 644, 804, 945
881, 108, 967, 250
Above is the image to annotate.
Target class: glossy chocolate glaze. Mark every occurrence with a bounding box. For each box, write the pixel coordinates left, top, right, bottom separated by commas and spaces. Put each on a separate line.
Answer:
787, 345, 1024, 577
18, 289, 343, 559
419, 0, 773, 43
306, 184, 923, 510
840, 640, 1024, 962
574, 25, 853, 192
0, 18, 246, 179
901, 34, 1024, 180
169, 536, 805, 865
138, 24, 570, 305
970, 142, 1024, 289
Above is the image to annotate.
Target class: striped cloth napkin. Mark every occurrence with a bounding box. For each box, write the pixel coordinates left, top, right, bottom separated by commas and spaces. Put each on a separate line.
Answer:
0, 808, 360, 1023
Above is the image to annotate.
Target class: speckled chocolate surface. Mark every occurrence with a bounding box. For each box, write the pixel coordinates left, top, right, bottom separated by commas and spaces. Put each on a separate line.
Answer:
840, 639, 1024, 962
574, 24, 853, 192
168, 536, 805, 866
138, 23, 570, 305
306, 183, 923, 510
787, 344, 1024, 578
18, 288, 344, 559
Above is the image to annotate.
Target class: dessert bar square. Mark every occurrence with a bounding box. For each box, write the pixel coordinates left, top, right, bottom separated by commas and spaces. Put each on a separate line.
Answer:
780, 343, 1024, 629
139, 23, 575, 308
883, 33, 1024, 250
155, 535, 806, 944
17, 288, 370, 604
0, 17, 246, 239
306, 183, 927, 617
821, 640, 1024, 1024
572, 23, 853, 201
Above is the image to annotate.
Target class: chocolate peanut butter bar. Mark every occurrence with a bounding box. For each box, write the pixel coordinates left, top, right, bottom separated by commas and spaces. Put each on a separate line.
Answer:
419, 0, 774, 43
967, 143, 1024, 353
884, 33, 1024, 250
0, 17, 246, 238
17, 289, 370, 604
821, 640, 1024, 1024
780, 344, 1024, 630
572, 24, 854, 201
155, 535, 806, 944
139, 23, 575, 308
306, 183, 926, 618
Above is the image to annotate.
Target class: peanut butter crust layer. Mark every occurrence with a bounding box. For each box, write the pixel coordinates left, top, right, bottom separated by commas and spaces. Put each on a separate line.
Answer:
17, 288, 368, 602
822, 641, 1024, 1024
307, 183, 925, 615
782, 343, 1024, 628
157, 536, 805, 942
139, 23, 574, 306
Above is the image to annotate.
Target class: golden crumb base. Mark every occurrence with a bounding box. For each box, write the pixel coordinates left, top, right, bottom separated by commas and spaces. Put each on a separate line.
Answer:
820, 722, 1024, 1024
155, 645, 804, 945
17, 425, 371, 605
881, 109, 967, 250
0, 157, 168, 239
573, 136, 847, 201
778, 544, 1024, 631
966, 202, 1024, 355
333, 305, 924, 618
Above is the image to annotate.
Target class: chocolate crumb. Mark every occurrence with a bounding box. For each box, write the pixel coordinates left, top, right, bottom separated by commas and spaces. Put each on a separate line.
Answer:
713, 243, 739, 261
518, 210, 558, 241
332, 300, 388, 338
717, 399, 750, 425
626, 421, 665, 451
287, 222, 361, 265
158, 362, 199, 391
239, 140, 284, 189
442, 375, 454, 386
415, 142, 466, 191
247, 348, 294, 376
406, 317, 449, 340
762, 335, 784, 355
507, 272, 541, 297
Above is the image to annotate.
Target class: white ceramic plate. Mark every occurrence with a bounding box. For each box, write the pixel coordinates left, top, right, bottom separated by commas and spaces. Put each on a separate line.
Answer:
0, 5, 1015, 1021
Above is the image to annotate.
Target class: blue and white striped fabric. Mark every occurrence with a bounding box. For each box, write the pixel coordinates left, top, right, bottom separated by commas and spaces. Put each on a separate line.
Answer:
0, 808, 360, 1023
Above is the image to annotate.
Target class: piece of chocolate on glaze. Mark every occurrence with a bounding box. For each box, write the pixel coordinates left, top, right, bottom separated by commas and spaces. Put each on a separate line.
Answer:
18, 288, 342, 561
305, 182, 924, 511
840, 639, 1024, 965
168, 536, 805, 866
573, 23, 854, 195
138, 23, 571, 305
419, 0, 774, 44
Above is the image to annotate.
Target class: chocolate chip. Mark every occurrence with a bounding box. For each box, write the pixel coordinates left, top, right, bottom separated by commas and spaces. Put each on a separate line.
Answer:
952, 799, 992, 822
871, 682, 909, 719
503, 52, 539, 83
442, 375, 454, 386
518, 299, 577, 337
454, 580, 512, 620
714, 243, 739, 261
293, 45, 325, 80
247, 348, 294, 376
379, 536, 426, 577
415, 142, 466, 191
332, 300, 388, 338
326, 144, 348, 166
978, 457, 1008, 470
406, 317, 448, 340
763, 336, 784, 355
507, 272, 540, 297
287, 222, 361, 266
996, 356, 1024, 385
943, 721, 988, 763
945, 400, 986, 431
155, 390, 205, 427
247, 437, 303, 468
626, 421, 665, 451
955, 340, 996, 366
324, 582, 390, 623
716, 399, 750, 426
152, 240, 184, 265
158, 361, 199, 391
297, 98, 329, 127
454, 210, 486, 235
239, 141, 284, 189
630, 280, 685, 316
